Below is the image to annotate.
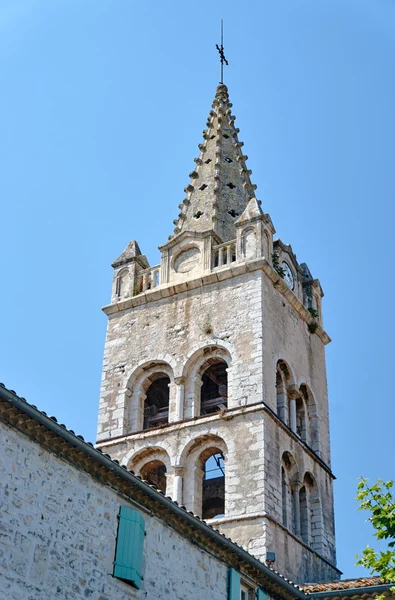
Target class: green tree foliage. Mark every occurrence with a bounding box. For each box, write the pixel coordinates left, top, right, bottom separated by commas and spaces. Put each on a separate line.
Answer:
356, 478, 395, 594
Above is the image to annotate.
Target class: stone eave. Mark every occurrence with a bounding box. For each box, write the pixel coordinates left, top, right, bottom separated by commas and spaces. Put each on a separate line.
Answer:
111, 254, 149, 270
0, 383, 307, 600
102, 258, 331, 345
263, 213, 276, 234
234, 213, 266, 228
158, 229, 222, 252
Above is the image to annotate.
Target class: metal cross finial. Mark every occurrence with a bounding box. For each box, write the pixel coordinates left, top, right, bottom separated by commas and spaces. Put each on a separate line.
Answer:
216, 19, 229, 84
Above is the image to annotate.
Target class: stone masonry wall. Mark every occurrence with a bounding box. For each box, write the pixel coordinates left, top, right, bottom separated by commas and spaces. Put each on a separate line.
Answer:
260, 275, 337, 582
100, 407, 266, 519
261, 275, 331, 466
98, 270, 264, 441
98, 260, 337, 584
0, 421, 228, 600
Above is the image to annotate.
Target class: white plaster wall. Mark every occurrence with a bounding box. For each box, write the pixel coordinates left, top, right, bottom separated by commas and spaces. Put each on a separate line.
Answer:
0, 421, 228, 600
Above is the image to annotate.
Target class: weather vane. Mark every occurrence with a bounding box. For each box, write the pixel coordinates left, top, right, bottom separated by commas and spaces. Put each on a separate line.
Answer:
216, 19, 229, 84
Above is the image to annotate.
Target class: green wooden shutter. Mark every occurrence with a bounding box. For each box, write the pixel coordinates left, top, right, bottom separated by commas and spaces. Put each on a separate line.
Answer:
257, 590, 269, 600
113, 506, 145, 588
229, 568, 240, 600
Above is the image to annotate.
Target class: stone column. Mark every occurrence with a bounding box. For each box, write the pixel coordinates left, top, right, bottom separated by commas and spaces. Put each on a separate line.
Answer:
256, 220, 263, 258
188, 375, 203, 418
130, 390, 145, 432
288, 389, 298, 433
203, 237, 212, 271
160, 249, 170, 284
173, 467, 185, 505
293, 482, 302, 537
192, 465, 205, 516
218, 247, 224, 267
161, 469, 175, 498
174, 377, 186, 422
226, 244, 232, 265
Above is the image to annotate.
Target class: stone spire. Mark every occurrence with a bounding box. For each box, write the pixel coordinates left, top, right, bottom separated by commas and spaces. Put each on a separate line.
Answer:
171, 84, 257, 243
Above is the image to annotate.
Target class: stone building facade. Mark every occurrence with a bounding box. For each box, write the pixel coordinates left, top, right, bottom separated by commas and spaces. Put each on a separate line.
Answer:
0, 383, 309, 600
2, 385, 394, 600
97, 84, 340, 584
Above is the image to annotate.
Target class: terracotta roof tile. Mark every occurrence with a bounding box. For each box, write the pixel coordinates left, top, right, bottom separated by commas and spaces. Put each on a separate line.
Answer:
303, 577, 386, 593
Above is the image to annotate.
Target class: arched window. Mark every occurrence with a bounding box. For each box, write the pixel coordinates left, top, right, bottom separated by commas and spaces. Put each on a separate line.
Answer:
140, 460, 167, 494
202, 452, 225, 519
128, 446, 171, 497
288, 472, 324, 551
300, 485, 308, 544
276, 369, 286, 421
125, 360, 174, 434
182, 345, 232, 419
300, 384, 320, 454
115, 268, 129, 299
296, 396, 307, 442
304, 472, 324, 553
143, 376, 170, 430
181, 435, 228, 517
276, 360, 294, 426
200, 359, 228, 415
241, 227, 257, 259
281, 451, 299, 532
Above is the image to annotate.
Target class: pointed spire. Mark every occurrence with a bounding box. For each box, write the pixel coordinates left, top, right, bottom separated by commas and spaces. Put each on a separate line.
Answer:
170, 84, 258, 243
234, 197, 263, 225
112, 240, 148, 269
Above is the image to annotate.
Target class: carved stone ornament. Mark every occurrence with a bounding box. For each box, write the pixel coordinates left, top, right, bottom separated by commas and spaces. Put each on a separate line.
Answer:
174, 247, 201, 273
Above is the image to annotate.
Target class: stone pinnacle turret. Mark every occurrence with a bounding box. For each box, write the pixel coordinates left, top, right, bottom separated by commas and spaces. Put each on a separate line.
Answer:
170, 84, 257, 243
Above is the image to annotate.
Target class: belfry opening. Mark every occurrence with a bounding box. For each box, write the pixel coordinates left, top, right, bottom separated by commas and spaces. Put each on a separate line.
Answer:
140, 460, 167, 494
143, 376, 170, 430
200, 359, 228, 415
202, 452, 225, 519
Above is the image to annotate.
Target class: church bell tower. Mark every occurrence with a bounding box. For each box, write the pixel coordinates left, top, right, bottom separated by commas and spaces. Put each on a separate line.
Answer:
97, 83, 340, 584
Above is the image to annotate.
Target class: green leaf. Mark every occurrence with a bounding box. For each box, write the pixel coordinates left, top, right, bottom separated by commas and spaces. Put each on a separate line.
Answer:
355, 477, 395, 586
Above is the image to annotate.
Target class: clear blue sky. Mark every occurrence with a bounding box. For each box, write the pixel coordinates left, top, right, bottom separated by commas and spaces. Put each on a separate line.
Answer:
1, 0, 394, 580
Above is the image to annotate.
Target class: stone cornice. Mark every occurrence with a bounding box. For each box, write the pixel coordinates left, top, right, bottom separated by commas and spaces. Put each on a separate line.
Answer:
97, 402, 264, 446
97, 401, 335, 479
158, 229, 222, 252
262, 402, 335, 479
102, 257, 331, 345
